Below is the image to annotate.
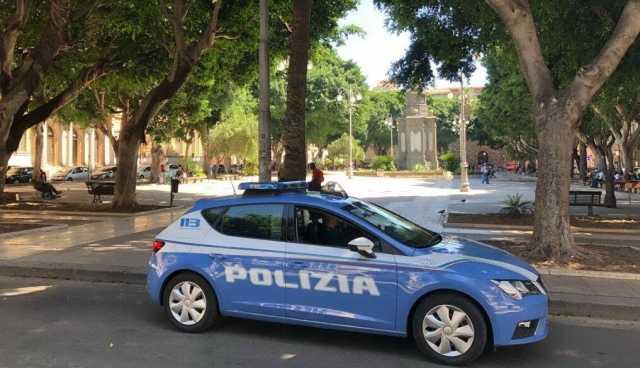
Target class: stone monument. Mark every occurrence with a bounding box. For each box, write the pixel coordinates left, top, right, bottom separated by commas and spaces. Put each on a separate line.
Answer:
395, 92, 438, 170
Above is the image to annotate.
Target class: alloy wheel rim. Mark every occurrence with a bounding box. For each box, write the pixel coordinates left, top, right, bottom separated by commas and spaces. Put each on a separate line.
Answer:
422, 304, 475, 357
169, 281, 207, 326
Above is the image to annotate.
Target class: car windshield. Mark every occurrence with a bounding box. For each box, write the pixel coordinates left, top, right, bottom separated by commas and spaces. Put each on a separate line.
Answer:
343, 200, 442, 248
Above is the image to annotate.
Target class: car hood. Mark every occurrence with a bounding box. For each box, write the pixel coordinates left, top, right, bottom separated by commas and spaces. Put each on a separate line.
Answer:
414, 236, 539, 280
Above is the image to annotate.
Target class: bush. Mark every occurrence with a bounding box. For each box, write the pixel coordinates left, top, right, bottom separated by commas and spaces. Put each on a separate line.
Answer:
439, 152, 460, 172
371, 155, 397, 171
500, 193, 533, 216
412, 163, 426, 172
182, 157, 205, 177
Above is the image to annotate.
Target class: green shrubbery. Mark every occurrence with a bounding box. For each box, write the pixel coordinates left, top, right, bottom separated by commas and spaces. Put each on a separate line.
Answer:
182, 157, 206, 177
371, 155, 397, 171
439, 152, 460, 173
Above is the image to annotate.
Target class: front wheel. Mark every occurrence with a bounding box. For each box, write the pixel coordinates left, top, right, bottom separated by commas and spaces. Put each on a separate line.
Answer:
162, 272, 220, 333
412, 293, 488, 366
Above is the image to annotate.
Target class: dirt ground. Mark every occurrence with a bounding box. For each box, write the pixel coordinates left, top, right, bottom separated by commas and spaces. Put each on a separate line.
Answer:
448, 213, 640, 230
486, 240, 640, 274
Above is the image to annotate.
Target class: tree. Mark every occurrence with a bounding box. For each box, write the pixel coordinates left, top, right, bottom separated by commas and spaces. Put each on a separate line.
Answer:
280, 0, 313, 181
375, 0, 640, 261
581, 111, 618, 207
428, 96, 459, 153
0, 0, 116, 196
363, 89, 404, 154
258, 0, 271, 182
471, 48, 537, 161
280, 0, 359, 180
327, 133, 365, 168
111, 0, 232, 209
208, 88, 258, 173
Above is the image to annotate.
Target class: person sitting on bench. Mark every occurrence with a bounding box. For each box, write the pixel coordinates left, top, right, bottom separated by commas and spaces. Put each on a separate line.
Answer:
35, 170, 60, 199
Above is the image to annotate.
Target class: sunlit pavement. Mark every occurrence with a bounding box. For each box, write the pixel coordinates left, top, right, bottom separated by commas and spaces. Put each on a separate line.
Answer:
1, 275, 639, 368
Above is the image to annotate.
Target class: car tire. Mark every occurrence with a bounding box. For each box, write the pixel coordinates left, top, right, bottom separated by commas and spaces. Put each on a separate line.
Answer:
162, 272, 220, 333
412, 293, 488, 366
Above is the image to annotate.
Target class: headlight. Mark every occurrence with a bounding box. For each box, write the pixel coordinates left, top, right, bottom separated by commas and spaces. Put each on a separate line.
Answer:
492, 280, 546, 300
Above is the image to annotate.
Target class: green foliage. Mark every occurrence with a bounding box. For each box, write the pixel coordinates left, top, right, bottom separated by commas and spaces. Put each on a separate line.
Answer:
439, 152, 460, 173
361, 90, 405, 154
182, 157, 206, 178
412, 163, 426, 172
327, 133, 365, 168
428, 95, 459, 152
371, 155, 397, 171
470, 48, 537, 161
500, 194, 534, 216
208, 88, 258, 167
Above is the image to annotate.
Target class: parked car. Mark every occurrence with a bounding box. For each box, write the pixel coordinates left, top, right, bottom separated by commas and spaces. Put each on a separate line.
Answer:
90, 166, 117, 181
5, 166, 33, 184
138, 166, 152, 180
147, 181, 549, 365
53, 166, 89, 181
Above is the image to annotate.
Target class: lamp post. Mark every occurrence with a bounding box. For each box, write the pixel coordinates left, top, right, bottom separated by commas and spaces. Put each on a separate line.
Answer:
337, 86, 362, 179
385, 115, 394, 157
458, 77, 471, 192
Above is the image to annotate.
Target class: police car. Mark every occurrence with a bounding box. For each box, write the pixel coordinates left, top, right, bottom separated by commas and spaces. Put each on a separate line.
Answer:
147, 181, 548, 365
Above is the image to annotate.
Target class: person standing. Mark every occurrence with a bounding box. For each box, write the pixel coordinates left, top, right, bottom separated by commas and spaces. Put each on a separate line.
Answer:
308, 162, 324, 191
481, 163, 490, 184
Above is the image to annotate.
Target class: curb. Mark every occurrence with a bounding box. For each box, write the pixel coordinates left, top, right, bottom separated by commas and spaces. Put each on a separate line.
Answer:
550, 294, 640, 321
538, 267, 640, 281
444, 222, 640, 236
1, 262, 639, 321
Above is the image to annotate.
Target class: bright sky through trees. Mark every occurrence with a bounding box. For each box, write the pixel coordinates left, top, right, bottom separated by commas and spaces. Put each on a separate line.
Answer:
336, 0, 488, 88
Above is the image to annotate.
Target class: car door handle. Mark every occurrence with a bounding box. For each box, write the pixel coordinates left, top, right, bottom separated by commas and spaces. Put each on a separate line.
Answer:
288, 261, 308, 270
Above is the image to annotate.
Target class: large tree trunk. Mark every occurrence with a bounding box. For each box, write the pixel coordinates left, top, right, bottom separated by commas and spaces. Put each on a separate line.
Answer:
112, 130, 141, 209
621, 143, 634, 180
258, 0, 271, 182
281, 0, 313, 181
151, 140, 163, 183
578, 142, 588, 182
599, 144, 617, 208
531, 111, 578, 260
32, 124, 44, 184
0, 148, 10, 199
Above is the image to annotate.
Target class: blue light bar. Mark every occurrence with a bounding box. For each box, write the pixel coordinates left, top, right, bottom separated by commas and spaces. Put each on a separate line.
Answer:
238, 181, 308, 191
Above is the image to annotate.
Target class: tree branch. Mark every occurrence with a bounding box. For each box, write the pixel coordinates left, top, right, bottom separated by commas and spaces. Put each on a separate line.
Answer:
0, 0, 29, 93
484, 0, 555, 105
564, 0, 640, 118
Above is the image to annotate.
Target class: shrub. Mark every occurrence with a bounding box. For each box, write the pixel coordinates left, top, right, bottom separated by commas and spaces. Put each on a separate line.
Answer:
412, 163, 426, 172
500, 193, 534, 216
439, 152, 460, 172
182, 157, 205, 177
371, 155, 397, 171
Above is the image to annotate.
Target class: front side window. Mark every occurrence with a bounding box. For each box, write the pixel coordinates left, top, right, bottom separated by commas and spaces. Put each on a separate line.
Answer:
218, 204, 284, 241
343, 200, 441, 248
295, 206, 368, 248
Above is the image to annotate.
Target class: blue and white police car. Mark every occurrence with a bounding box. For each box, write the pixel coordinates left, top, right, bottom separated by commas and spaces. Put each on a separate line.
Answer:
147, 181, 548, 365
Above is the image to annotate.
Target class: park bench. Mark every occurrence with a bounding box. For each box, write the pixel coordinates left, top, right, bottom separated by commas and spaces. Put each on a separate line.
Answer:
86, 181, 115, 204
568, 190, 602, 216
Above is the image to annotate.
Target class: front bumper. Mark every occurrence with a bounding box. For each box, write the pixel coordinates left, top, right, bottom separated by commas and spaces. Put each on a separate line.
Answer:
492, 294, 549, 346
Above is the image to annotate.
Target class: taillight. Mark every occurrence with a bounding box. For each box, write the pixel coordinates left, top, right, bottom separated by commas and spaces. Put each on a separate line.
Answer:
152, 240, 165, 253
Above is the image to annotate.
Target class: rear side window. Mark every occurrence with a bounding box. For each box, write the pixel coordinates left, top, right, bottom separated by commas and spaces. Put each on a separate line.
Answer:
202, 207, 225, 228
218, 204, 285, 241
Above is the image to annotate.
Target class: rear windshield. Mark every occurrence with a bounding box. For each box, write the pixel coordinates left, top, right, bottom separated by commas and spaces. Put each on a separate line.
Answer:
343, 200, 442, 248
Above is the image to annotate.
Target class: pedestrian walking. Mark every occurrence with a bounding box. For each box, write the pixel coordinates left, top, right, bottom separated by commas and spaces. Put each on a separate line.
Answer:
481, 163, 490, 184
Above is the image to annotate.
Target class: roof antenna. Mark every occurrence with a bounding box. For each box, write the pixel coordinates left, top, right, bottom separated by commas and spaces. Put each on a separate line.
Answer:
230, 179, 237, 195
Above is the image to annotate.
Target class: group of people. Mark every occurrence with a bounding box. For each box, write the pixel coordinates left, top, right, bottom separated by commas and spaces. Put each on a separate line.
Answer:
589, 168, 640, 188
480, 163, 495, 184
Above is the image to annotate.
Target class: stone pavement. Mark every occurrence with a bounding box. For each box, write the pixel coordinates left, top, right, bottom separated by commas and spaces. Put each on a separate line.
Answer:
1, 174, 640, 320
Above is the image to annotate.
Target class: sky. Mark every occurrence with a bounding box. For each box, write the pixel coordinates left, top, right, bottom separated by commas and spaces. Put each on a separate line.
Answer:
336, 0, 487, 89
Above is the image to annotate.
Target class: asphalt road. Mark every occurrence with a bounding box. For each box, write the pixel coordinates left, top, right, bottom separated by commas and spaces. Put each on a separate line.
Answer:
1, 276, 639, 368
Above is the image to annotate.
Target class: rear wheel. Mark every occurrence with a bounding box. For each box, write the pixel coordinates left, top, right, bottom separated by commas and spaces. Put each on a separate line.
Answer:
412, 293, 488, 365
163, 272, 220, 333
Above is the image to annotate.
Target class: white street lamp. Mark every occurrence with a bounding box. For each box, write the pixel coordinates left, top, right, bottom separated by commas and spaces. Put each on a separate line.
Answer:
384, 115, 394, 157
337, 86, 361, 179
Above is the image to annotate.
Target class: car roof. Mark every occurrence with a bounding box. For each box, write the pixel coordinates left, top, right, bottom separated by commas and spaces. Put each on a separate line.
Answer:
189, 191, 354, 213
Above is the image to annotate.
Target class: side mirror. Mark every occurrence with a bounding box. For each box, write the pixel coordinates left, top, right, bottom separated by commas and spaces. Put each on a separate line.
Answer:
348, 237, 376, 259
